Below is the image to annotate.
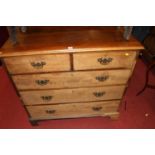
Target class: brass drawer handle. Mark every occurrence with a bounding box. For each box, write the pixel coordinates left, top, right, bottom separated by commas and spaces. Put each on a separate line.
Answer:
93, 92, 105, 97
96, 75, 109, 82
92, 106, 102, 111
41, 96, 53, 101
35, 80, 49, 85
46, 109, 56, 114
31, 61, 46, 69
97, 57, 113, 65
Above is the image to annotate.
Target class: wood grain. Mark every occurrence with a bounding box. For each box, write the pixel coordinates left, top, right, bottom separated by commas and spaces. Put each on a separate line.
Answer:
73, 51, 137, 70
12, 69, 131, 90
0, 28, 144, 57
4, 54, 70, 74
19, 85, 126, 105
26, 100, 120, 120
0, 27, 144, 121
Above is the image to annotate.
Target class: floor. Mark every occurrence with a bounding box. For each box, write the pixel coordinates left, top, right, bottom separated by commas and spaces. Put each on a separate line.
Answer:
0, 59, 155, 129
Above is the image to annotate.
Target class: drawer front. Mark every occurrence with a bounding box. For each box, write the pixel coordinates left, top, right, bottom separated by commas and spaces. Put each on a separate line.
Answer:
13, 69, 131, 90
4, 54, 70, 74
73, 51, 137, 70
20, 85, 126, 105
26, 100, 120, 120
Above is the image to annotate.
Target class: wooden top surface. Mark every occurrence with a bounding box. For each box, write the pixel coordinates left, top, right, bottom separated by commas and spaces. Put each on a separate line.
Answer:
0, 27, 144, 57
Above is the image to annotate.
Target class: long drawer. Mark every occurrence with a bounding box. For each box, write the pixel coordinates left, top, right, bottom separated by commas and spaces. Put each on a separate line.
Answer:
4, 54, 70, 74
20, 85, 126, 105
12, 69, 131, 90
73, 51, 136, 70
27, 100, 120, 120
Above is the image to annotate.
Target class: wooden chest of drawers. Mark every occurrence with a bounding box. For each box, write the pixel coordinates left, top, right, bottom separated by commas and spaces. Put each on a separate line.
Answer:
0, 28, 144, 125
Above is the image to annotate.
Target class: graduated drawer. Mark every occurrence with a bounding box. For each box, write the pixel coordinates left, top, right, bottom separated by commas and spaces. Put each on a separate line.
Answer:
73, 51, 137, 70
27, 100, 120, 120
13, 69, 131, 90
4, 54, 70, 74
20, 85, 126, 105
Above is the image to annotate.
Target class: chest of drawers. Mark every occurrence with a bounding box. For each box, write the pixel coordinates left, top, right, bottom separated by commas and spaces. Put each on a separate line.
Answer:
0, 28, 144, 125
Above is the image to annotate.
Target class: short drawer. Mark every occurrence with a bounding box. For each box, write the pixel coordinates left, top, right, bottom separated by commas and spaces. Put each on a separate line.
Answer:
13, 69, 131, 90
26, 100, 120, 120
4, 54, 70, 74
73, 51, 137, 70
20, 85, 126, 105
